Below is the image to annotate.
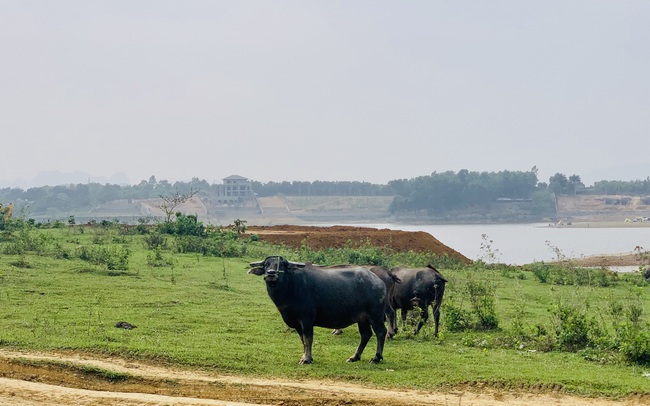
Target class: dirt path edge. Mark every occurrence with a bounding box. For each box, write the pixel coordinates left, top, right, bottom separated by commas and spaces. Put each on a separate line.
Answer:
0, 349, 644, 406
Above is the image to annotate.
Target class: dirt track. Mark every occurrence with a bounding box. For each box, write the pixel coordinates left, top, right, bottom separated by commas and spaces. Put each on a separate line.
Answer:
1, 349, 645, 406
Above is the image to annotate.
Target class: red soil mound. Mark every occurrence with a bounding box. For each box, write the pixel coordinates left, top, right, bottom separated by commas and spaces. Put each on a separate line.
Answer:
246, 225, 471, 264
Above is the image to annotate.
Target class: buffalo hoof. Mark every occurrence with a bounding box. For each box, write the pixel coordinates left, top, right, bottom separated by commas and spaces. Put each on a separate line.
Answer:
299, 357, 313, 365
346, 355, 361, 362
331, 329, 343, 335
370, 356, 383, 364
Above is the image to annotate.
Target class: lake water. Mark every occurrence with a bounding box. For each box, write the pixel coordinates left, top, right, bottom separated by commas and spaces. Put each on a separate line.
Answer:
325, 222, 649, 266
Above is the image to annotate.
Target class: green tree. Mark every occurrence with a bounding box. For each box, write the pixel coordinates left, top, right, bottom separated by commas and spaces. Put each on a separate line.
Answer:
549, 173, 569, 195
568, 175, 584, 195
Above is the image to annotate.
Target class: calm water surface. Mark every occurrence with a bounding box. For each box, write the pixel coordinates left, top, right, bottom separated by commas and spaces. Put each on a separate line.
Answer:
329, 223, 650, 265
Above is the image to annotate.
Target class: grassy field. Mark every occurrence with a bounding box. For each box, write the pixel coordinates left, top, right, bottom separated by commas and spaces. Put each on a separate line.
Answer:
1, 221, 649, 399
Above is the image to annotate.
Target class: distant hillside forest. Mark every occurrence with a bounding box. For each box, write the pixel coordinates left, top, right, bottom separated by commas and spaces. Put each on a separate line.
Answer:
1, 170, 650, 218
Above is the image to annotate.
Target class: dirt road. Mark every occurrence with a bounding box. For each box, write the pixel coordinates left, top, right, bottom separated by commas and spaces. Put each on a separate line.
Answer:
0, 349, 645, 406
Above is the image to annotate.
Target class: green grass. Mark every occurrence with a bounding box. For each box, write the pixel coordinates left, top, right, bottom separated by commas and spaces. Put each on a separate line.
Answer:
1, 225, 649, 398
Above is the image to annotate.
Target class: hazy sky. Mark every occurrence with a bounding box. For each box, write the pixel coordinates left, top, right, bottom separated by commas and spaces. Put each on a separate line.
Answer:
1, 1, 649, 188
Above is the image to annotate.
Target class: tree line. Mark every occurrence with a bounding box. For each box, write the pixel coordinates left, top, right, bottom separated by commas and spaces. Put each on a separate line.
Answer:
1, 171, 649, 218
388, 169, 546, 215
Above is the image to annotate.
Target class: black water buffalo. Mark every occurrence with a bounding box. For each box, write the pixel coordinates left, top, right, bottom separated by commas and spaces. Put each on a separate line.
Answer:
248, 256, 388, 364
323, 265, 400, 337
389, 265, 447, 337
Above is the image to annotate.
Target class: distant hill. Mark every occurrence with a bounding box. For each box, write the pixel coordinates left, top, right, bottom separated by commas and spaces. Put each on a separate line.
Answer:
0, 171, 130, 188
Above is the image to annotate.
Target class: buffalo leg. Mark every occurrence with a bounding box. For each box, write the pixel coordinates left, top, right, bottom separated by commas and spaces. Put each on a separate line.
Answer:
400, 308, 408, 330
432, 303, 441, 337
348, 320, 372, 362
298, 324, 314, 364
385, 306, 397, 338
387, 310, 397, 338
369, 317, 387, 363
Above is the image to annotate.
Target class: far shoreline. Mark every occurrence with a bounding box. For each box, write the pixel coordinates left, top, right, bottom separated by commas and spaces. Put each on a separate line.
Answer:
546, 220, 650, 229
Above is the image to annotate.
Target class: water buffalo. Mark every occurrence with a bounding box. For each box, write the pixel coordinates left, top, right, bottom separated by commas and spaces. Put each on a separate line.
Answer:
389, 265, 447, 337
248, 256, 388, 364
322, 265, 400, 337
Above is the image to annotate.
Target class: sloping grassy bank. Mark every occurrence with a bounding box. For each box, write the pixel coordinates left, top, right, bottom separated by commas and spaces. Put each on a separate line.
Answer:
0, 221, 649, 399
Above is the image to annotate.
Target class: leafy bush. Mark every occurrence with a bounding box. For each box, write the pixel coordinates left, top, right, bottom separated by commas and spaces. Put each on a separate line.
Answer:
618, 326, 650, 364
444, 303, 472, 332
143, 232, 167, 250
147, 248, 176, 267
170, 228, 246, 258
172, 235, 208, 254
51, 242, 72, 259
607, 288, 650, 364
1, 228, 54, 256
467, 279, 499, 330
441, 276, 499, 333
75, 245, 130, 270
529, 263, 618, 287
549, 302, 597, 352
158, 213, 204, 236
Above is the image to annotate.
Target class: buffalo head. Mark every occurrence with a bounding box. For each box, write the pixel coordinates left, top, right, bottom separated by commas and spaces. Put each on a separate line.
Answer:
248, 256, 304, 283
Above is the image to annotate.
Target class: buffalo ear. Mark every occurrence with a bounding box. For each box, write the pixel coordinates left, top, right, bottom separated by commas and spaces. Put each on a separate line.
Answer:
248, 267, 265, 276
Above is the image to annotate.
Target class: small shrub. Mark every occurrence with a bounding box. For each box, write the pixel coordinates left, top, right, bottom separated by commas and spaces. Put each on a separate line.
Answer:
51, 242, 72, 259
147, 248, 176, 267
144, 232, 168, 250
444, 303, 472, 332
467, 279, 499, 330
533, 325, 556, 352
136, 217, 153, 235
159, 213, 205, 236
2, 241, 26, 255
529, 263, 618, 287
618, 327, 650, 364
549, 302, 596, 352
529, 263, 550, 283
75, 245, 130, 270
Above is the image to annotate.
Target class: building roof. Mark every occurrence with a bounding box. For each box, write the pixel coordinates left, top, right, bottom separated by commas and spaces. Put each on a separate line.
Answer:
223, 175, 249, 181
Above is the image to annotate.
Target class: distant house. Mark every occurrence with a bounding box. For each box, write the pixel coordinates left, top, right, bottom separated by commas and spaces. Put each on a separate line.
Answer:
213, 175, 253, 205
